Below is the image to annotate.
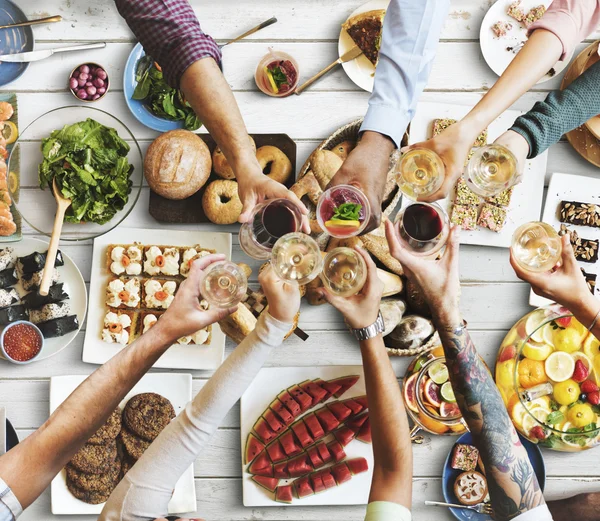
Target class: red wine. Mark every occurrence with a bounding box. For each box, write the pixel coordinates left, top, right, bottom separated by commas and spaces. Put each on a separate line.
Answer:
252, 202, 298, 248
402, 203, 443, 241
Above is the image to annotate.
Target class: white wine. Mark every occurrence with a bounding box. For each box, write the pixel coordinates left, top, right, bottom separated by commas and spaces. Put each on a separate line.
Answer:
321, 247, 367, 297
511, 222, 562, 272
201, 261, 248, 308
271, 232, 323, 285
465, 144, 519, 197
396, 148, 445, 200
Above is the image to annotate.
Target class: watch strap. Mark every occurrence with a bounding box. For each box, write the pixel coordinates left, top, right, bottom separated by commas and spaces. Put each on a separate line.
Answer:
348, 312, 385, 341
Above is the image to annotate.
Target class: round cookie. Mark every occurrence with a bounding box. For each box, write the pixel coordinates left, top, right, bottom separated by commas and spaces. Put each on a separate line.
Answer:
69, 440, 118, 475
66, 458, 121, 492
201, 180, 243, 225
67, 479, 113, 505
88, 408, 122, 445
213, 136, 256, 180
120, 427, 151, 461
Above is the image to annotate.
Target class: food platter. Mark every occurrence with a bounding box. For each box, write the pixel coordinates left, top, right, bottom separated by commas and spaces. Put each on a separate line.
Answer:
82, 226, 230, 370
0, 1, 34, 87
49, 373, 196, 515
0, 92, 21, 243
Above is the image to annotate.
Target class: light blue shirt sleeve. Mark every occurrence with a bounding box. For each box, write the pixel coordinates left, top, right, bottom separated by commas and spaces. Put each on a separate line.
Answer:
360, 0, 450, 148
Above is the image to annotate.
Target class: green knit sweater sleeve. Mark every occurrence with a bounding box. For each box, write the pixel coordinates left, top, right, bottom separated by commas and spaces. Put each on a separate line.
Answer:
510, 60, 600, 159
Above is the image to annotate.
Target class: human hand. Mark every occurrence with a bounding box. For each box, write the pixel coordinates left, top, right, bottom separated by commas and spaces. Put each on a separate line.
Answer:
327, 131, 395, 234
494, 130, 529, 178
155, 254, 237, 342
316, 247, 384, 329
385, 220, 462, 326
259, 264, 301, 324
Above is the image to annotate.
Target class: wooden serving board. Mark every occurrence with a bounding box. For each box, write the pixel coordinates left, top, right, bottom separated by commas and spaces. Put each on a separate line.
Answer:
148, 133, 297, 224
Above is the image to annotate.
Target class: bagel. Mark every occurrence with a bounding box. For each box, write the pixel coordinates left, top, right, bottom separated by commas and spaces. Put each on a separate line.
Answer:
256, 145, 292, 185
213, 136, 256, 179
202, 180, 243, 224
330, 140, 356, 161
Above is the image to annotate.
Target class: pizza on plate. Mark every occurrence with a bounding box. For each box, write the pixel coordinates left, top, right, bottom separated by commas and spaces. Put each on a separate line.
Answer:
342, 9, 386, 66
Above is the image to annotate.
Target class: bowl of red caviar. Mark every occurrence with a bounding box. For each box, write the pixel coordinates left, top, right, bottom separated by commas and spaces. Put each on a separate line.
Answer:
1, 321, 44, 364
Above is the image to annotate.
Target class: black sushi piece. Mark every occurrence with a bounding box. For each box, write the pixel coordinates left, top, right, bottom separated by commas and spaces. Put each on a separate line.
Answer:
21, 283, 69, 309
17, 250, 64, 274
0, 268, 17, 289
37, 314, 79, 338
0, 304, 28, 326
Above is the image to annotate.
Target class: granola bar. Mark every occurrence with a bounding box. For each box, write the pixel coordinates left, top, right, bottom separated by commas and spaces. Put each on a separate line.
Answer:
451, 204, 478, 231
507, 0, 525, 22
486, 187, 514, 208
559, 201, 600, 228
451, 444, 479, 472
582, 268, 597, 295
491, 21, 513, 38
558, 224, 599, 263
431, 118, 487, 147
455, 179, 481, 206
478, 203, 507, 232
523, 5, 546, 28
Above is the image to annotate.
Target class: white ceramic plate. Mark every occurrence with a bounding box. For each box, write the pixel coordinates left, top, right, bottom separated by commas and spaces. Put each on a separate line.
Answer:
50, 373, 195, 515
406, 101, 548, 248
338, 0, 390, 93
530, 173, 600, 307
241, 366, 373, 507
82, 227, 231, 370
0, 237, 86, 362
480, 0, 569, 84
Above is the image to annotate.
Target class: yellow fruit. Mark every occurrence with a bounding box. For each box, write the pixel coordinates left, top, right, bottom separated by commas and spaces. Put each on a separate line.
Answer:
553, 379, 581, 405
502, 329, 519, 347
554, 328, 584, 354
431, 346, 444, 358
518, 359, 548, 389
545, 351, 575, 382
522, 407, 550, 435
496, 359, 516, 389
419, 406, 450, 435
264, 67, 279, 93
584, 334, 600, 361
1, 120, 17, 144
511, 401, 527, 430
523, 341, 552, 361
8, 171, 17, 194
526, 310, 547, 342
324, 219, 360, 228
571, 318, 588, 336
568, 403, 595, 428
529, 396, 551, 410
542, 323, 556, 347
593, 354, 600, 386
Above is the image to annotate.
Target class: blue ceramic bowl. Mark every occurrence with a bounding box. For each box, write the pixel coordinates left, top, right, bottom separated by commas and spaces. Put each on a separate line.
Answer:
0, 0, 34, 87
1, 320, 44, 364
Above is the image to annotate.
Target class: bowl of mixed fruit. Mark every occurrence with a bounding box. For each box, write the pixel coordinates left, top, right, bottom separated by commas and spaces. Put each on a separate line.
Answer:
496, 304, 600, 451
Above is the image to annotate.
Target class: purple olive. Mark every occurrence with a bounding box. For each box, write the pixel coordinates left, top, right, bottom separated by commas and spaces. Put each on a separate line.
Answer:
72, 70, 79, 79
97, 86, 106, 95
77, 77, 86, 87
80, 73, 89, 82
76, 89, 88, 100
69, 78, 78, 90
86, 85, 97, 96
79, 64, 90, 74
92, 94, 100, 100
93, 78, 104, 88
97, 70, 107, 80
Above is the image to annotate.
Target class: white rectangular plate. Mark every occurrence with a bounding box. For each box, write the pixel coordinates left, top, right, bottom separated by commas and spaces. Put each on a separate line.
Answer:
82, 227, 231, 370
406, 101, 548, 248
530, 172, 600, 307
50, 373, 196, 515
241, 366, 373, 507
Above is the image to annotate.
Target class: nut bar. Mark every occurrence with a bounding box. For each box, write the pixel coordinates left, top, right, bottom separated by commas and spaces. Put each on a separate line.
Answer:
581, 268, 597, 295
431, 118, 488, 147
523, 5, 546, 28
559, 201, 600, 229
558, 224, 599, 263
451, 444, 479, 472
491, 21, 513, 38
507, 0, 525, 22
454, 179, 481, 206
477, 203, 507, 233
486, 187, 514, 208
451, 204, 478, 231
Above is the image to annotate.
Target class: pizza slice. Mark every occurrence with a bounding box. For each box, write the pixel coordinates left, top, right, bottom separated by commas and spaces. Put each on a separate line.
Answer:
342, 9, 386, 66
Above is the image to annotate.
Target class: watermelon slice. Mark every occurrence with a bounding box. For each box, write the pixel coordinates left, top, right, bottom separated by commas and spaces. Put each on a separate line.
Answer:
346, 411, 369, 432
303, 413, 325, 440
316, 441, 332, 464
329, 375, 360, 398
331, 462, 352, 484
278, 390, 301, 417
287, 453, 313, 477
347, 457, 369, 475
251, 463, 273, 477
262, 409, 285, 434
310, 472, 326, 494
326, 401, 352, 422
279, 430, 302, 456
253, 417, 278, 444
333, 425, 356, 447
318, 378, 342, 401
315, 407, 340, 433
341, 398, 364, 416
353, 395, 368, 409
244, 433, 265, 464
275, 484, 294, 504
269, 399, 294, 425
273, 461, 290, 479
291, 421, 314, 448
300, 379, 328, 404
357, 417, 372, 443
320, 470, 336, 489
266, 439, 286, 463
306, 445, 324, 469
326, 440, 346, 462
248, 450, 272, 475
294, 475, 314, 499
288, 384, 312, 412
252, 475, 279, 493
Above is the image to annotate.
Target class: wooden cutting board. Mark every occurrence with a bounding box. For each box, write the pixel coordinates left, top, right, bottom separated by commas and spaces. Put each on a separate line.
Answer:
148, 133, 296, 224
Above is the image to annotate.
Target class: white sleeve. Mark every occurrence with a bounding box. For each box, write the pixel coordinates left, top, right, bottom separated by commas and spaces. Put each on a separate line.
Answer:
511, 504, 554, 521
99, 312, 292, 521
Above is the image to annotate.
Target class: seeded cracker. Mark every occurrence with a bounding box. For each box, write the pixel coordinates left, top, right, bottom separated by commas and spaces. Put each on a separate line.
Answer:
451, 205, 478, 231
477, 203, 507, 233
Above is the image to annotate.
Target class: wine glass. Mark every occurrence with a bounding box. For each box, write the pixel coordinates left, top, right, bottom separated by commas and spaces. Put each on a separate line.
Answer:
270, 232, 323, 285
511, 221, 562, 272
320, 247, 367, 297
395, 147, 445, 200
464, 144, 520, 197
239, 198, 304, 260
394, 202, 449, 257
200, 260, 248, 308
316, 184, 371, 238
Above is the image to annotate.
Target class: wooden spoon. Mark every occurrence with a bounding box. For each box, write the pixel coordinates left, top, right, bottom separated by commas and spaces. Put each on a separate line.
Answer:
39, 178, 72, 296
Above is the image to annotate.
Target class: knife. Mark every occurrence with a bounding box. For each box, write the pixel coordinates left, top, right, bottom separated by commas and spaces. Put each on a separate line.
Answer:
0, 15, 62, 31
295, 45, 363, 95
0, 42, 106, 63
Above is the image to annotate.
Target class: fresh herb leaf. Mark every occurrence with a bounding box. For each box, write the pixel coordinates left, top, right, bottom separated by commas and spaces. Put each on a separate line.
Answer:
546, 411, 564, 425
332, 202, 362, 221
268, 66, 288, 89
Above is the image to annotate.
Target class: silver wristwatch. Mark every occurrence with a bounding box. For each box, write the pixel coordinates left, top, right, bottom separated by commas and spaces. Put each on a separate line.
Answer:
348, 312, 385, 341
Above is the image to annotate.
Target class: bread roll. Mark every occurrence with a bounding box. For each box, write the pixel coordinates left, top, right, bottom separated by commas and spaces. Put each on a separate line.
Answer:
144, 130, 211, 200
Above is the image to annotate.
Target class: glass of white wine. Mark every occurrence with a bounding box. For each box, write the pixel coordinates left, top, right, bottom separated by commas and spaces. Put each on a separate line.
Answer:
200, 260, 248, 308
464, 144, 520, 198
320, 247, 367, 297
270, 232, 323, 285
395, 147, 445, 200
511, 221, 562, 272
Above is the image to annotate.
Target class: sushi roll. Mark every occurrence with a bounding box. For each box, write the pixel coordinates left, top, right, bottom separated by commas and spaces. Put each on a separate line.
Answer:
0, 248, 15, 271
0, 304, 28, 326
17, 250, 64, 274
21, 268, 59, 292
0, 268, 17, 289
37, 315, 79, 338
29, 302, 71, 324
0, 288, 19, 309
21, 283, 69, 309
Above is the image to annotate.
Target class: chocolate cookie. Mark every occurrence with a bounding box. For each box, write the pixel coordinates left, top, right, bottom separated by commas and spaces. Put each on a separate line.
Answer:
123, 393, 175, 441
66, 478, 113, 505
88, 408, 122, 445
120, 427, 151, 461
66, 458, 121, 492
69, 440, 117, 474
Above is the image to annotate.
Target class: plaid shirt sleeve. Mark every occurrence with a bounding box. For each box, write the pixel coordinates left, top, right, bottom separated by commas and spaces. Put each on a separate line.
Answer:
115, 0, 222, 89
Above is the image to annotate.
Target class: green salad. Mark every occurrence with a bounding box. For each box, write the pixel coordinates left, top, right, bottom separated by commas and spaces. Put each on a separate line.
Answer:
132, 56, 202, 131
39, 119, 133, 225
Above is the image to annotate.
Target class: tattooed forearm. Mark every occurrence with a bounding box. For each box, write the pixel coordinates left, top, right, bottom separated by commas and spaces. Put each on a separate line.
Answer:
437, 325, 545, 521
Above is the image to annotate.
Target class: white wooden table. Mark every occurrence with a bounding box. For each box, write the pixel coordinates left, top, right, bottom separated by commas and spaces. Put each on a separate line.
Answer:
3, 1, 600, 519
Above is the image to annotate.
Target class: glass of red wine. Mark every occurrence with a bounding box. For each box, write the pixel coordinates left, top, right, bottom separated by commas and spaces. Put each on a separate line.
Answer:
394, 202, 449, 257
316, 185, 371, 238
239, 199, 305, 260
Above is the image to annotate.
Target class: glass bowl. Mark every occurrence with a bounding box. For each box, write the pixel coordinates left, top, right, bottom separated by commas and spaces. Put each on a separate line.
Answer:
8, 106, 143, 241
316, 184, 371, 238
495, 304, 600, 451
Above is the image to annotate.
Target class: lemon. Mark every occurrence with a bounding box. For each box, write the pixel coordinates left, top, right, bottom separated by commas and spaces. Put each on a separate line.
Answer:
502, 329, 519, 347
428, 361, 449, 385
529, 396, 551, 410
324, 219, 360, 228
496, 359, 516, 389
441, 382, 456, 403
568, 403, 595, 428
571, 318, 588, 336
522, 407, 550, 435
560, 422, 582, 449
523, 341, 553, 361
264, 67, 279, 94
553, 379, 581, 405
542, 324, 556, 347
511, 401, 527, 430
584, 334, 600, 361
1, 120, 17, 145
526, 310, 547, 341
545, 351, 575, 382
554, 328, 584, 354
8, 171, 17, 194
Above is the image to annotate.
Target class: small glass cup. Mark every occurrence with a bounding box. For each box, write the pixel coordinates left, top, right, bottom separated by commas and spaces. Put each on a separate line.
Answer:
394, 201, 449, 257
316, 185, 371, 238
511, 221, 562, 272
464, 144, 520, 198
200, 260, 248, 308
320, 247, 367, 297
255, 49, 300, 97
1, 321, 44, 365
271, 232, 323, 285
395, 147, 445, 200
